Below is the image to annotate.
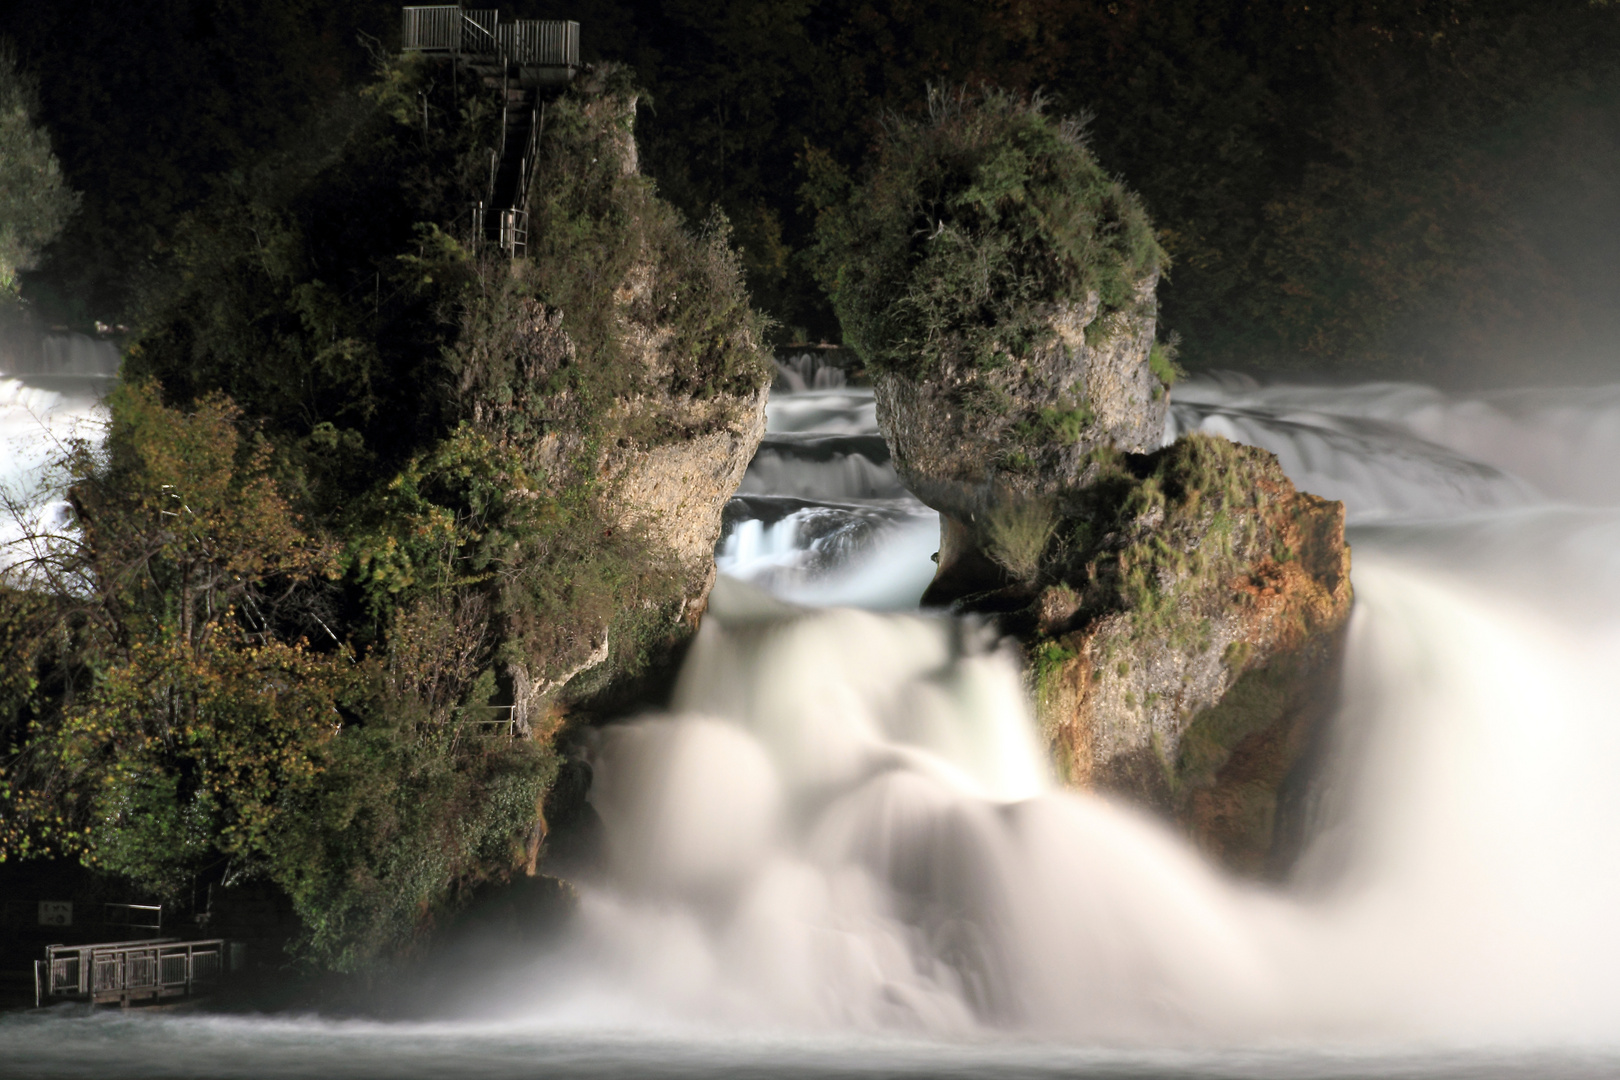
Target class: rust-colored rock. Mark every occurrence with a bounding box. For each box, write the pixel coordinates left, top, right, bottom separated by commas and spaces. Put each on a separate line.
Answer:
1024, 434, 1352, 874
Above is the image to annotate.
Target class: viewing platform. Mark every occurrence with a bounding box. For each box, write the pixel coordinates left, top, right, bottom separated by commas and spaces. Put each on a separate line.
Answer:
402, 6, 579, 87
35, 938, 233, 1008
402, 5, 582, 256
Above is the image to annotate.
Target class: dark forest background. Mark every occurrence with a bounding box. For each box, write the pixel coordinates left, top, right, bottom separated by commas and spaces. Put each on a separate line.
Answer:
5, 0, 1620, 384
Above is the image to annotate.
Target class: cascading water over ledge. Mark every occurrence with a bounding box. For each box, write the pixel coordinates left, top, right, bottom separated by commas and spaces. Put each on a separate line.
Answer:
11, 374, 1620, 1078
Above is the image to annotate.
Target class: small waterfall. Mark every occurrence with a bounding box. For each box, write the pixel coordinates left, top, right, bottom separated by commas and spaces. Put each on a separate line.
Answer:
773, 350, 851, 393
716, 381, 939, 609
1172, 376, 1620, 516
0, 333, 117, 569
737, 435, 906, 501
0, 330, 121, 377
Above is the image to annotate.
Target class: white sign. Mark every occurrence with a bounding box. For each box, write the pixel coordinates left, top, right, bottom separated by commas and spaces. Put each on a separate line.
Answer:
38, 901, 72, 927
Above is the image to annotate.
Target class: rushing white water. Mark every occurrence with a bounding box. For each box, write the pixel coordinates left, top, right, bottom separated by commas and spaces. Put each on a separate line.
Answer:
550, 372, 1620, 1049
717, 372, 940, 609
12, 367, 1620, 1078
0, 334, 117, 565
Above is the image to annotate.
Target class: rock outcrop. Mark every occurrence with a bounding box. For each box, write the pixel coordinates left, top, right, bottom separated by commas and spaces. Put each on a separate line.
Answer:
876, 279, 1166, 524
1024, 436, 1352, 874
465, 67, 771, 719
810, 88, 1352, 871
600, 392, 768, 612
874, 276, 1167, 604
548, 70, 769, 627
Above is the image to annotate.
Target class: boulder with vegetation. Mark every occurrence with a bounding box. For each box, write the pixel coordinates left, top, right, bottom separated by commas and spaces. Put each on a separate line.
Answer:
1023, 436, 1351, 874
0, 58, 769, 971
817, 89, 1352, 871
814, 88, 1171, 603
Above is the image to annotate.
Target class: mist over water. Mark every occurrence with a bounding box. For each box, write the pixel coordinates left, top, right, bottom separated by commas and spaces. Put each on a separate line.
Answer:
564, 370, 1620, 1050
12, 362, 1620, 1077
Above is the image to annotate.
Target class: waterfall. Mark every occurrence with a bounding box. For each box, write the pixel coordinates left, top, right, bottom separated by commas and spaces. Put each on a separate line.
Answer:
716, 385, 939, 610
531, 373, 1620, 1044
0, 335, 115, 568
10, 372, 1620, 1076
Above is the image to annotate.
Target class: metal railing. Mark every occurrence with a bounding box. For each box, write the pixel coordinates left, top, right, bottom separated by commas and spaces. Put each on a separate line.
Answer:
102, 902, 162, 930
36, 938, 226, 1006
498, 20, 579, 66
516, 101, 543, 215
401, 6, 461, 51
402, 6, 579, 67
457, 703, 518, 736
497, 210, 527, 257
462, 8, 499, 52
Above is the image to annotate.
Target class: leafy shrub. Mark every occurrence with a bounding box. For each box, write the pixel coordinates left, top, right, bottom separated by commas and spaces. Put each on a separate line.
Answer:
518, 65, 771, 422
0, 44, 78, 297
812, 86, 1163, 379
1149, 336, 1186, 388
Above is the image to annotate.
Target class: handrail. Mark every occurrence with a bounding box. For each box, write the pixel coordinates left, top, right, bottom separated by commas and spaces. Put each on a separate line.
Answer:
38, 938, 226, 1005
103, 902, 162, 930
401, 6, 461, 52
402, 7, 578, 68
517, 102, 542, 216
457, 704, 518, 732
461, 9, 501, 56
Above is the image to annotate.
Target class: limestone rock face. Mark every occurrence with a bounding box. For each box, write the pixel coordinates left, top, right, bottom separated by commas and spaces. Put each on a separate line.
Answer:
877, 281, 1165, 517
586, 87, 769, 620
495, 70, 770, 717
600, 388, 768, 612
876, 278, 1166, 602
1025, 435, 1353, 874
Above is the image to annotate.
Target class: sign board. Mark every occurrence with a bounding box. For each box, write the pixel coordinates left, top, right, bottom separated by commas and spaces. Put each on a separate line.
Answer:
38, 901, 72, 927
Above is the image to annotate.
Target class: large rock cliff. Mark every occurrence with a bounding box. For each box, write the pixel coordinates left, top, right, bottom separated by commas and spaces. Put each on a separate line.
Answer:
814, 89, 1352, 870
467, 66, 772, 722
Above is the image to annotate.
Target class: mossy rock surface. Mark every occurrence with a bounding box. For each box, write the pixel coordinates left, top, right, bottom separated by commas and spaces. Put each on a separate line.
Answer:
813, 88, 1170, 536
984, 433, 1353, 874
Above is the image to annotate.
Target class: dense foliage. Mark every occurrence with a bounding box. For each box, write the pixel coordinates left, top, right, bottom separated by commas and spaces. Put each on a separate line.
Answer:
0, 57, 767, 971
9, 1, 1620, 379
0, 44, 76, 298
813, 88, 1162, 379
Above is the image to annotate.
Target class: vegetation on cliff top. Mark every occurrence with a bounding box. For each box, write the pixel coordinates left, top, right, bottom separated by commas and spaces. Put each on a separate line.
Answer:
981, 433, 1309, 649
0, 56, 767, 971
13, 2, 1616, 380
811, 87, 1162, 379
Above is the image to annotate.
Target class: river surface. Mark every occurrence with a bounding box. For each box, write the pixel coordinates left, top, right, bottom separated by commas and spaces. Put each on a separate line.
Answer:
6, 355, 1620, 1077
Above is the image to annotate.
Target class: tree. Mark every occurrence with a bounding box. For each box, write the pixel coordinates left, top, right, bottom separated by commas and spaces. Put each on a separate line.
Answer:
0, 42, 76, 297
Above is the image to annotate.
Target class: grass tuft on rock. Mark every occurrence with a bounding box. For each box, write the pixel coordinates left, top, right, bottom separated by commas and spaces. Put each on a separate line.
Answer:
985, 497, 1059, 583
